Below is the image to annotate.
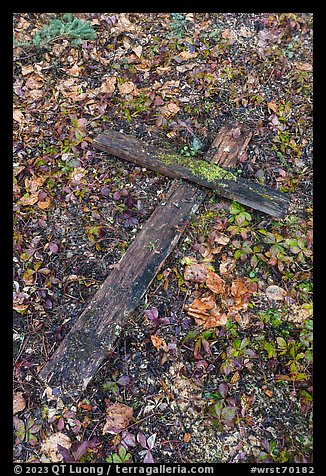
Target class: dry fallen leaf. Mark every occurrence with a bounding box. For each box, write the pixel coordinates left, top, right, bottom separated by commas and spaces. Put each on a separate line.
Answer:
20, 192, 39, 207
71, 167, 87, 183
178, 50, 198, 60
132, 45, 142, 57
233, 311, 251, 328
13, 391, 26, 414
294, 61, 312, 72
266, 285, 287, 301
262, 385, 273, 398
25, 176, 45, 193
161, 80, 180, 98
186, 295, 227, 329
230, 371, 241, 384
166, 102, 180, 115
176, 63, 196, 73
13, 303, 29, 312
267, 100, 279, 114
230, 277, 257, 310
219, 258, 236, 276
37, 196, 52, 210
239, 27, 253, 38
25, 74, 44, 90
66, 63, 82, 76
118, 81, 137, 95
206, 271, 226, 295
21, 64, 34, 76
41, 432, 71, 462
103, 403, 134, 434
287, 303, 312, 326
56, 79, 88, 102
13, 108, 25, 124
184, 262, 212, 283
183, 432, 191, 443
222, 28, 236, 44
110, 13, 139, 34
151, 335, 168, 352
208, 231, 230, 246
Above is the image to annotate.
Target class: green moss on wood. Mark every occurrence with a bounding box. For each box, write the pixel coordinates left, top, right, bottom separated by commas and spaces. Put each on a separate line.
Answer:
159, 152, 237, 182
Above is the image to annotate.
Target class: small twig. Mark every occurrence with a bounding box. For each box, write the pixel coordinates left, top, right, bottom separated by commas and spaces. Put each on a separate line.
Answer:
14, 335, 29, 365
86, 416, 107, 440
125, 412, 162, 430
42, 335, 49, 361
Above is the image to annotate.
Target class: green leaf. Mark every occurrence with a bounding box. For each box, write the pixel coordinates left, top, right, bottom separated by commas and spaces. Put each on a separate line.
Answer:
119, 446, 127, 458
264, 341, 277, 359
221, 406, 237, 423
276, 337, 288, 352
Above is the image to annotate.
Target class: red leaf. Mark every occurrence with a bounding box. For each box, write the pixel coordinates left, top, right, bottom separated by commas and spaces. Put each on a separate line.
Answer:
49, 243, 59, 253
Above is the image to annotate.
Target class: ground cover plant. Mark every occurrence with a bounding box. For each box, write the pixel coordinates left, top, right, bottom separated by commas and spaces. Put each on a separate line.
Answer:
13, 12, 313, 463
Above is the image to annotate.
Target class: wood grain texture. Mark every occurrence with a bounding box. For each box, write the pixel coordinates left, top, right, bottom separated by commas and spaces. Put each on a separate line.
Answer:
93, 128, 289, 217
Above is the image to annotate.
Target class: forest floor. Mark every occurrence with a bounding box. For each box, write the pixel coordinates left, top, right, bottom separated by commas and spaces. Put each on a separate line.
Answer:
13, 12, 313, 464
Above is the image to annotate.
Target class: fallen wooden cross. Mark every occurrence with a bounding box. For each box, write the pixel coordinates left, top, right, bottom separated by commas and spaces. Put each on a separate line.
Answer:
39, 124, 290, 395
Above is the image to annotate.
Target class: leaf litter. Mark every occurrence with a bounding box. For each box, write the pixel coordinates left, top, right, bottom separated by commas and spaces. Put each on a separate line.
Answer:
13, 12, 313, 464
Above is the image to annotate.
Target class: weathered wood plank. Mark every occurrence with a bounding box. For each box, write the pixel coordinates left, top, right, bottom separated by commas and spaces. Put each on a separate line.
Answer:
203, 124, 252, 167
38, 124, 253, 395
93, 128, 290, 218
38, 180, 205, 394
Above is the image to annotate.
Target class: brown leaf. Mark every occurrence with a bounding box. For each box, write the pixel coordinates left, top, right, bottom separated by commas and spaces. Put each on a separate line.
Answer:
166, 102, 180, 115
178, 50, 198, 60
184, 263, 212, 283
66, 63, 82, 76
186, 295, 227, 329
262, 385, 273, 397
160, 102, 180, 118
239, 27, 253, 38
37, 196, 52, 210
98, 77, 117, 95
176, 63, 196, 73
230, 277, 257, 310
234, 311, 251, 327
294, 61, 312, 72
56, 79, 88, 102
13, 108, 25, 124
265, 285, 287, 301
230, 371, 241, 384
208, 231, 230, 246
110, 13, 139, 34
132, 45, 142, 57
219, 258, 236, 276
287, 303, 312, 326
221, 28, 236, 44
103, 403, 134, 434
41, 432, 71, 462
161, 80, 180, 98
25, 176, 45, 193
20, 192, 39, 206
25, 74, 44, 90
183, 432, 191, 443
267, 100, 279, 114
118, 81, 136, 95
21, 65, 34, 76
206, 271, 226, 295
151, 335, 168, 352
13, 303, 29, 312
13, 391, 26, 414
